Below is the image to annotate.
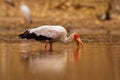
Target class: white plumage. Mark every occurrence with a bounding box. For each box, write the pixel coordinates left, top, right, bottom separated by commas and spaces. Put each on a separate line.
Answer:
28, 25, 67, 39
19, 25, 84, 51
20, 2, 32, 24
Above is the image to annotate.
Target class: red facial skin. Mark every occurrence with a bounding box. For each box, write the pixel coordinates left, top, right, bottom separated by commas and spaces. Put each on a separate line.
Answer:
74, 33, 84, 48
74, 34, 79, 41
74, 34, 80, 46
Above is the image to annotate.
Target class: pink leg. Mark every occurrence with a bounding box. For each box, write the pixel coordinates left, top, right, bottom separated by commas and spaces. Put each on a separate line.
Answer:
44, 40, 48, 51
49, 43, 53, 52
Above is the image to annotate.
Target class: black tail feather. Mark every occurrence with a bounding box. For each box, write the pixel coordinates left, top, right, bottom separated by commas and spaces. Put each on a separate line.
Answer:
18, 33, 25, 39
18, 30, 37, 39
18, 30, 53, 41
18, 30, 31, 39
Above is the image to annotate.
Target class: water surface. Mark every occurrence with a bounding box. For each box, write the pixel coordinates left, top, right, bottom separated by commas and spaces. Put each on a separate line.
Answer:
0, 42, 120, 80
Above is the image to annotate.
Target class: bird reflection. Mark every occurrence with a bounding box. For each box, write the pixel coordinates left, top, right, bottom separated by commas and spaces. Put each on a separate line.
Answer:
20, 47, 83, 73
73, 47, 82, 63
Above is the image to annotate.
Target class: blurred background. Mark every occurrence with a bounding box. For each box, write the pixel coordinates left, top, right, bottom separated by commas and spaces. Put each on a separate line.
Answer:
0, 1, 120, 80
0, 0, 120, 42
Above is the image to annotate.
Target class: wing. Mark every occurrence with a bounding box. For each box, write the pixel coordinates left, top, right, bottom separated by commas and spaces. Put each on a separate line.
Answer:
29, 26, 64, 39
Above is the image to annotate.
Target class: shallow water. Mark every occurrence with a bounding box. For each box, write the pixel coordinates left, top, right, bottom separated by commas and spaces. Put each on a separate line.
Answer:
0, 42, 120, 80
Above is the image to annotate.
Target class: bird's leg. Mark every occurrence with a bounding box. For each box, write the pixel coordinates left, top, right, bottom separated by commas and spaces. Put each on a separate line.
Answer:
44, 40, 49, 52
49, 42, 53, 52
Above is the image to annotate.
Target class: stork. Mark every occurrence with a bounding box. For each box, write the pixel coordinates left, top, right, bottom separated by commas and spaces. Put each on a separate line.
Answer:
18, 25, 84, 51
4, 0, 15, 7
4, 0, 15, 16
20, 2, 32, 24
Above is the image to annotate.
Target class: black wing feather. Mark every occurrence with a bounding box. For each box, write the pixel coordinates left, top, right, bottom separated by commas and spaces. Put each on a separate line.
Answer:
18, 30, 52, 41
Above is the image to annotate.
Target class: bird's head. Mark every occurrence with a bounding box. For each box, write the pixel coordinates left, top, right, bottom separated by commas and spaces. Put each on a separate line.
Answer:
73, 33, 84, 48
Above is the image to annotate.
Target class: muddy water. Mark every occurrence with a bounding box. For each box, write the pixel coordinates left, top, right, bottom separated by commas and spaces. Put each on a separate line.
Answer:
0, 42, 120, 80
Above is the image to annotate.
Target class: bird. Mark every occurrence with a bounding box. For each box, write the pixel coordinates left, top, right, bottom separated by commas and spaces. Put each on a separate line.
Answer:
4, 0, 15, 7
18, 25, 84, 51
4, 0, 15, 16
98, 11, 110, 21
20, 2, 32, 24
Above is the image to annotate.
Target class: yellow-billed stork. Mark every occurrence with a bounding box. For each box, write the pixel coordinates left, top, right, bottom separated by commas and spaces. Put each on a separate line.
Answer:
18, 25, 84, 51
20, 2, 32, 24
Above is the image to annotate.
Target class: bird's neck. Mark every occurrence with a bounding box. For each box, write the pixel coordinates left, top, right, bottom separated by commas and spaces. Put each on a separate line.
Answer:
63, 34, 73, 44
